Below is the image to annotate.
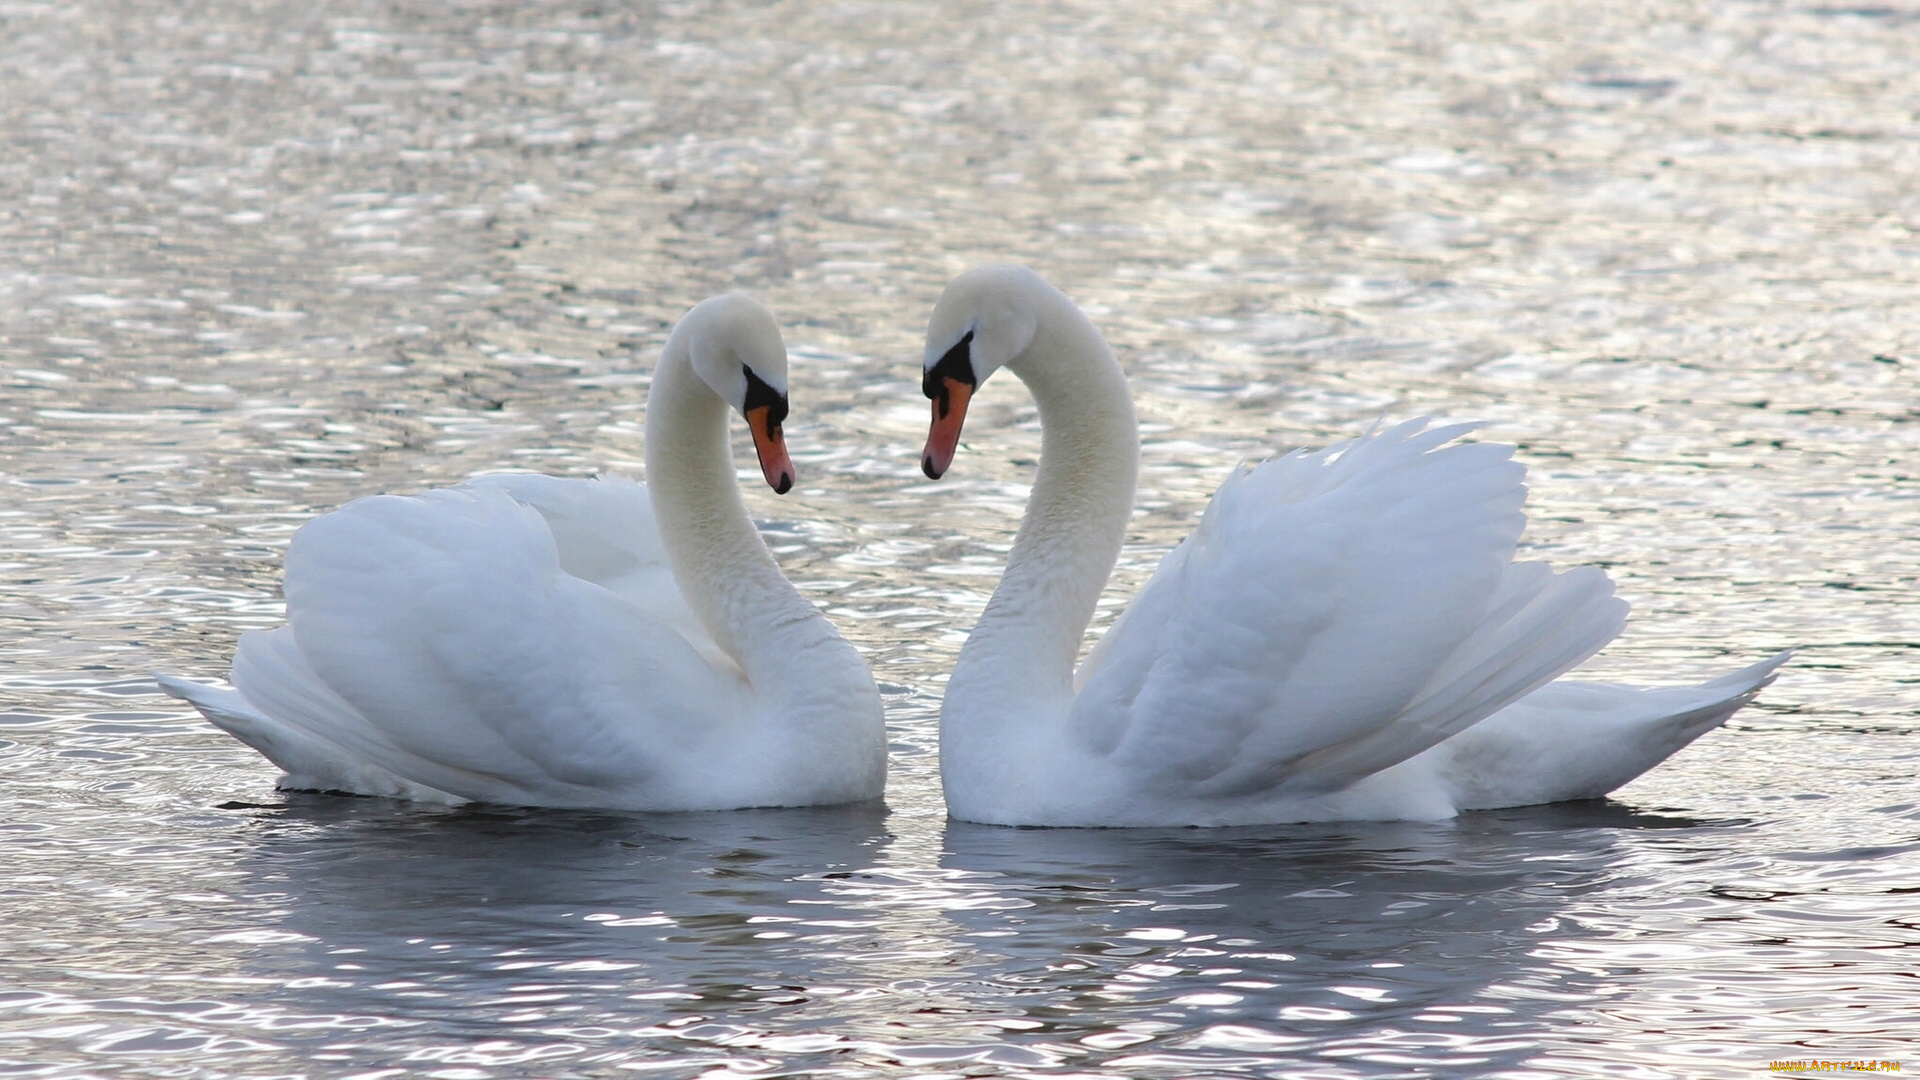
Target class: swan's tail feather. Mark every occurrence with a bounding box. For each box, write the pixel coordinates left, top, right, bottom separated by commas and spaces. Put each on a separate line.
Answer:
1437, 649, 1792, 809
156, 669, 459, 801
229, 624, 513, 802
157, 673, 277, 752
1282, 561, 1628, 792
1698, 649, 1792, 694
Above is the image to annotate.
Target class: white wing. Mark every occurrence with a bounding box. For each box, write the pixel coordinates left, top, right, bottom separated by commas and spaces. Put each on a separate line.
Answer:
166, 476, 759, 808
457, 474, 727, 671
1070, 419, 1628, 799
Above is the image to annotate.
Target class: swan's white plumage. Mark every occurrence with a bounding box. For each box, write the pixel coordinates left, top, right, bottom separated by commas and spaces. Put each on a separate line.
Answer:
926, 264, 1786, 827
163, 294, 885, 810
1408, 651, 1788, 810
153, 670, 452, 802
164, 474, 877, 809
1071, 420, 1629, 801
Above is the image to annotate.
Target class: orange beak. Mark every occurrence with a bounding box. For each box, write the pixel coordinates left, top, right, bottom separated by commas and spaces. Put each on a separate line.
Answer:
921, 376, 973, 479
746, 406, 794, 494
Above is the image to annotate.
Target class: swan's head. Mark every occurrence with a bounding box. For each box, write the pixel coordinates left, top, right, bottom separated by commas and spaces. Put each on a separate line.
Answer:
919, 265, 1046, 479
681, 292, 795, 494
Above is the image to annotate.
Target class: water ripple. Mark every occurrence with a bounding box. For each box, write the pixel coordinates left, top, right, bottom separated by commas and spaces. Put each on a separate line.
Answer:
2, 0, 1917, 1075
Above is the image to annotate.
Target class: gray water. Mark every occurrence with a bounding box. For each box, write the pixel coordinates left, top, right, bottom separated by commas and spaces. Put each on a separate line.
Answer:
2, 0, 1916, 1076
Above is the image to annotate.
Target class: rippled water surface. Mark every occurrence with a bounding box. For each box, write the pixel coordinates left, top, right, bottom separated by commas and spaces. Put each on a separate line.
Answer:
3, 0, 1917, 1075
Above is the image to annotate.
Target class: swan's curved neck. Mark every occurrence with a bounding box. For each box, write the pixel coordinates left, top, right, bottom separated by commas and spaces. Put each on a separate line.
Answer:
955, 296, 1139, 703
644, 337, 817, 681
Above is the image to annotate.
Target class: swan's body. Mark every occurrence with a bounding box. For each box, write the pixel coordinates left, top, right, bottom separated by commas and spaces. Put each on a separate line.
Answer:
919, 265, 1784, 827
161, 294, 885, 810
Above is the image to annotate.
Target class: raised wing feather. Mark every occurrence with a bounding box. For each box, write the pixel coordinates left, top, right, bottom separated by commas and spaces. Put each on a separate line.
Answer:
229, 479, 753, 805
1070, 419, 1624, 799
461, 473, 722, 667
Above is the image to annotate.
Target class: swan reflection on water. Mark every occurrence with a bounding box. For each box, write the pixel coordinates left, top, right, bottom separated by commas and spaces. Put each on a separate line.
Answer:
197, 795, 1729, 1072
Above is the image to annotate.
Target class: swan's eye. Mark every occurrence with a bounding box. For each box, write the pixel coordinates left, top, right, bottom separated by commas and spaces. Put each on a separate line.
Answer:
923, 330, 976, 418
741, 365, 788, 431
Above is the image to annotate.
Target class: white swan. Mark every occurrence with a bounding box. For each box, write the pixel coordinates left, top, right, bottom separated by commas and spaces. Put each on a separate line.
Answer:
918, 265, 1786, 827
160, 293, 886, 810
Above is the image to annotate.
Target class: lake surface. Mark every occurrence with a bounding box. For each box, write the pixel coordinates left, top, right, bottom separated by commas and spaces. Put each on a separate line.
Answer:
2, 0, 1916, 1075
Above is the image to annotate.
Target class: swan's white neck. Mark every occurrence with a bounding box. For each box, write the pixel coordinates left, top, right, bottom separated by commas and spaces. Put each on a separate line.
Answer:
644, 332, 820, 684
947, 292, 1139, 719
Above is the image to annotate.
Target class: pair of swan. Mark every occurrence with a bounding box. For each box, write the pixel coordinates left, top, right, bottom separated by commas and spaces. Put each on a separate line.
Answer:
160, 266, 1785, 826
